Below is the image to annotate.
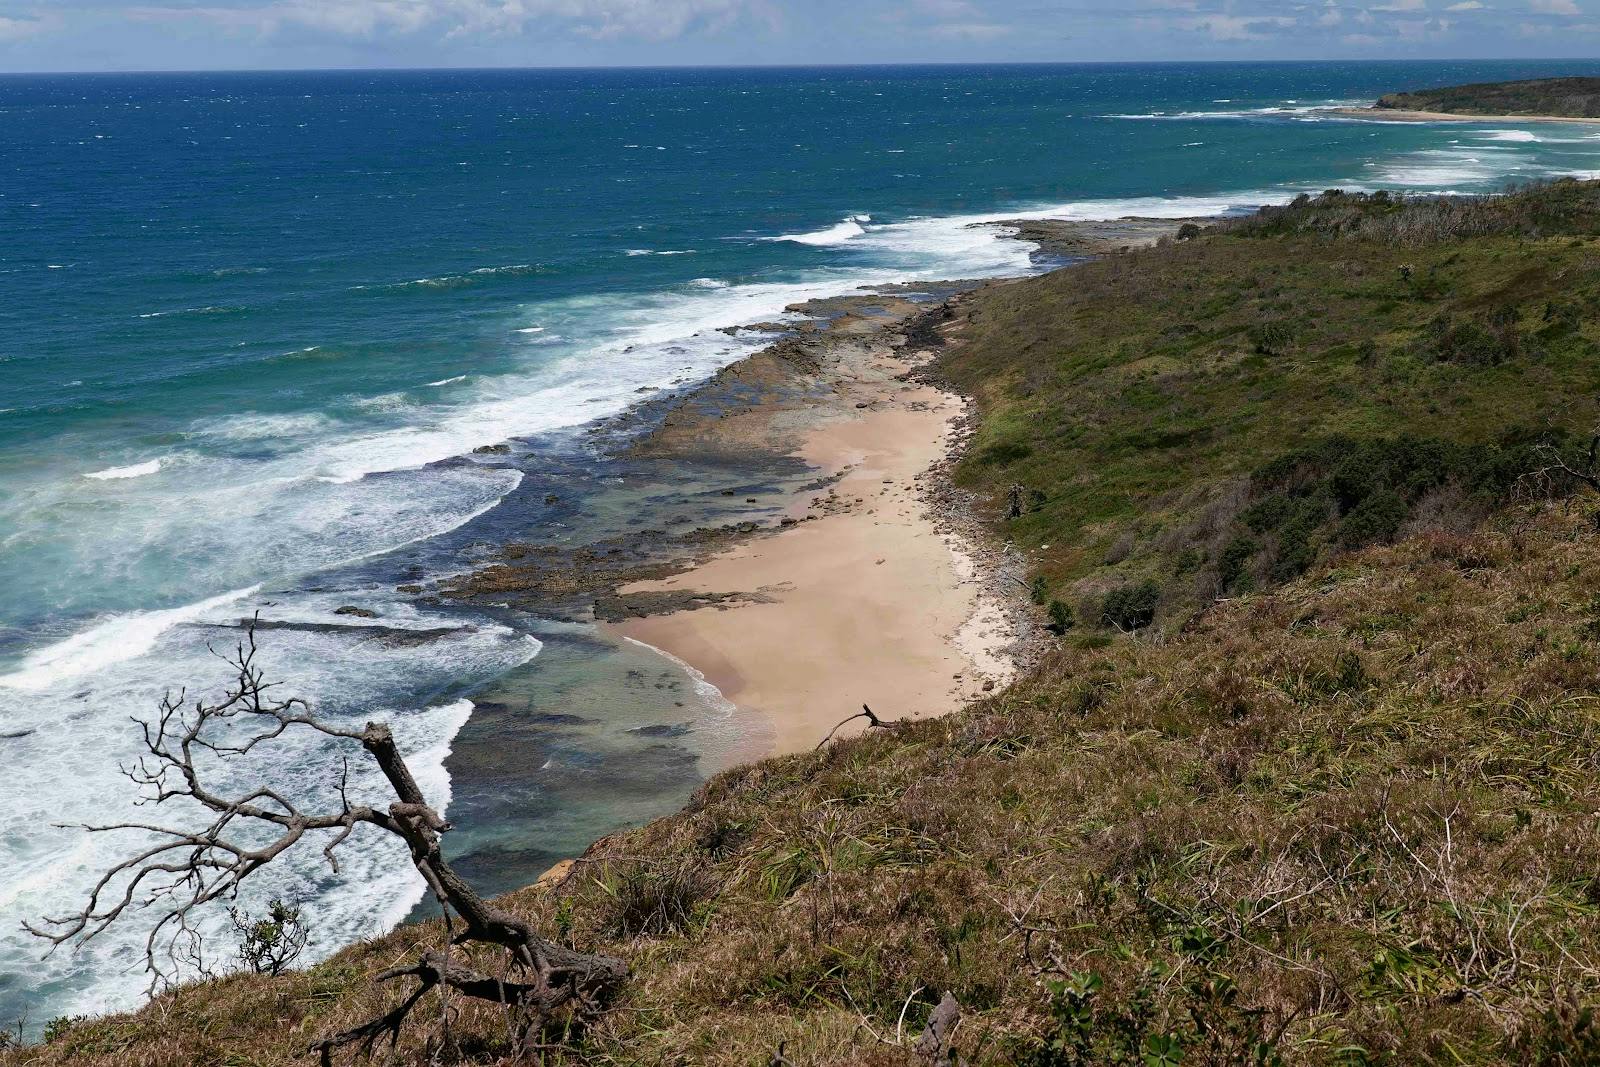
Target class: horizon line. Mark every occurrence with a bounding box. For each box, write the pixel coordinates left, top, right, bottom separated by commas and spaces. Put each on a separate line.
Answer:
5, 56, 1600, 78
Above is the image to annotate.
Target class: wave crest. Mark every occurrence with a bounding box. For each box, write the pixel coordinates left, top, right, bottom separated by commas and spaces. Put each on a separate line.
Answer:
766, 215, 872, 247
84, 459, 162, 481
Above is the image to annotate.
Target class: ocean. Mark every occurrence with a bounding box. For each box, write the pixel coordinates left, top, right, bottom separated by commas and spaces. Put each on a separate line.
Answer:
4, 59, 1600, 1023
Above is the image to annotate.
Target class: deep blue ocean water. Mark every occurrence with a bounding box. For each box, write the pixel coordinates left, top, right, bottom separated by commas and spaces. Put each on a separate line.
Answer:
4, 59, 1600, 1022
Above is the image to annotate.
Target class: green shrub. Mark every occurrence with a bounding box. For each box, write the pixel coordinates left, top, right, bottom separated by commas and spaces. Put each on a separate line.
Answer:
1101, 581, 1160, 630
1339, 489, 1409, 547
1218, 535, 1259, 592
42, 1017, 85, 1044
1426, 313, 1523, 366
231, 898, 308, 977
977, 440, 1033, 466
1241, 494, 1294, 533
1248, 320, 1295, 356
1271, 504, 1327, 582
1030, 575, 1050, 606
1047, 599, 1076, 634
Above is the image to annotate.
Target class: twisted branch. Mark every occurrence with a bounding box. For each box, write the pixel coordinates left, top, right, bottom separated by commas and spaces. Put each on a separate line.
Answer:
29, 620, 627, 1061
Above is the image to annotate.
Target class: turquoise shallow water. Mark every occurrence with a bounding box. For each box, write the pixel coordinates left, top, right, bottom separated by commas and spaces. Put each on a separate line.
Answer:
4, 60, 1600, 1022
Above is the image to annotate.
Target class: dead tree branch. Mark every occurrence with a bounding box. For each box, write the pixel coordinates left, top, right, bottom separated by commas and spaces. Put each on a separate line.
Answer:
29, 622, 626, 1061
815, 704, 900, 750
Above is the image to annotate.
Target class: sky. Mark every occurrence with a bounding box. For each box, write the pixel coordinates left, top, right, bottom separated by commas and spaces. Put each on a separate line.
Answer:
0, 0, 1598, 72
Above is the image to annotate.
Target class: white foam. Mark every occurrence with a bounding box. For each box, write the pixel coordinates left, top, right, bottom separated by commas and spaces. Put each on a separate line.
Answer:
0, 585, 260, 692
196, 411, 331, 441
426, 375, 467, 387
1105, 101, 1370, 124
767, 214, 872, 246
1371, 145, 1545, 188
1479, 129, 1539, 143
84, 459, 161, 480
0, 617, 534, 1022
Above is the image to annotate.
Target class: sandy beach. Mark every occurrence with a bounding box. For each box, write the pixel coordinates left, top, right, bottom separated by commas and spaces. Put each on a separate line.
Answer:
448, 223, 1186, 763
608, 338, 1017, 755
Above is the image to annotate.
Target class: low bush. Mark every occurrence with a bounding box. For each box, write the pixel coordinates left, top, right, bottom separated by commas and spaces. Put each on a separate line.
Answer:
1100, 581, 1161, 630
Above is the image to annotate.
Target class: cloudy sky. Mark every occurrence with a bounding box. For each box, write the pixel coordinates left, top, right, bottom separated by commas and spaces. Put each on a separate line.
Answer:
0, 0, 1598, 72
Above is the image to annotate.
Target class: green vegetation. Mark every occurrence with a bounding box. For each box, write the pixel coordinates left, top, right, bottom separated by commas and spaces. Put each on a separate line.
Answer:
943, 181, 1600, 633
13, 182, 1600, 1066
1375, 77, 1600, 118
230, 899, 309, 978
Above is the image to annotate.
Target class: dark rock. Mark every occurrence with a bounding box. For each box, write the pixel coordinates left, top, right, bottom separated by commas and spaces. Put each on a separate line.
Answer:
628, 722, 695, 738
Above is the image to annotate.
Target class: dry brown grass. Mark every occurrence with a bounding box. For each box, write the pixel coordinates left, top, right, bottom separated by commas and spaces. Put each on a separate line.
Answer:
11, 502, 1600, 1066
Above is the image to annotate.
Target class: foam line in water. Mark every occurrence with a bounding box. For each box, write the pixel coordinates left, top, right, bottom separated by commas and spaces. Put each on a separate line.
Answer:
1478, 129, 1540, 143
1103, 102, 1365, 122
0, 585, 262, 693
622, 636, 737, 722
84, 459, 162, 480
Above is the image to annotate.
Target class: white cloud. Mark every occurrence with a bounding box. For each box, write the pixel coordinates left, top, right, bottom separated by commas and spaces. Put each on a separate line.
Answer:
1445, 1, 1485, 9
130, 0, 766, 40
1173, 13, 1296, 39
915, 0, 982, 17
1372, 0, 1426, 11
0, 11, 55, 40
925, 20, 1012, 38
1529, 0, 1581, 12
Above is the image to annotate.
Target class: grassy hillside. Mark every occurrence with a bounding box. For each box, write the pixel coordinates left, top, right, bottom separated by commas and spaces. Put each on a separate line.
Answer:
1375, 78, 1600, 118
943, 181, 1600, 634
15, 505, 1600, 1066
12, 183, 1600, 1066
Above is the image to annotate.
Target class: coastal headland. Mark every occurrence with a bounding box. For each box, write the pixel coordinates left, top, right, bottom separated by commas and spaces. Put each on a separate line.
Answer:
1333, 75, 1600, 124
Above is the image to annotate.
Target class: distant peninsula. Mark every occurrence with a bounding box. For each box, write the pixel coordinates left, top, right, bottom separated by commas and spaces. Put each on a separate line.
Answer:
1336, 76, 1600, 123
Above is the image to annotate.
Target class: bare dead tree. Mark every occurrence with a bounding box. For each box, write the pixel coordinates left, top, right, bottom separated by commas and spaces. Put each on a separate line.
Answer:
26, 624, 626, 1063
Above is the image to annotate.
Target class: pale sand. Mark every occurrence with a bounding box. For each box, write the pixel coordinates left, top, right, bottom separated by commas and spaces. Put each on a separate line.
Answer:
607, 349, 1014, 758
1330, 107, 1600, 125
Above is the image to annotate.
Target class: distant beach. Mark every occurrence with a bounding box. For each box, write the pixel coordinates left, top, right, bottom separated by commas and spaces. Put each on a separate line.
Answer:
1331, 105, 1600, 124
